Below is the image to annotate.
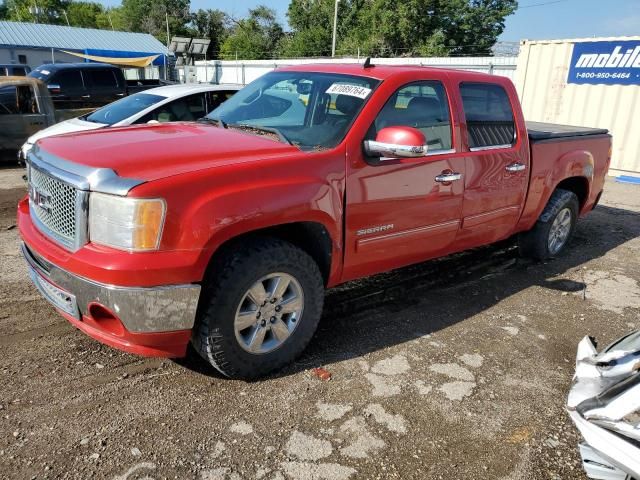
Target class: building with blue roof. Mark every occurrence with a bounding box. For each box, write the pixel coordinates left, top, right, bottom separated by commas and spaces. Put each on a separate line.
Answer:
0, 20, 170, 70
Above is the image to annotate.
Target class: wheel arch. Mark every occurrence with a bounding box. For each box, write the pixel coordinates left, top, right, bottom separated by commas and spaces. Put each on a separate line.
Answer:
201, 221, 336, 288
555, 176, 590, 210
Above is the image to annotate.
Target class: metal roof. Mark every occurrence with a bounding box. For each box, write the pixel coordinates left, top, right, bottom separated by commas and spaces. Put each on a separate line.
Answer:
0, 21, 168, 55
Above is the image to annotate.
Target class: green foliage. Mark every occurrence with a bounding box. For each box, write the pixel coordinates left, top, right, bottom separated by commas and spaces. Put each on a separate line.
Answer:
65, 2, 103, 28
188, 9, 228, 59
3, 0, 71, 24
287, 0, 518, 57
120, 0, 191, 42
0, 2, 8, 20
220, 6, 283, 59
95, 7, 127, 31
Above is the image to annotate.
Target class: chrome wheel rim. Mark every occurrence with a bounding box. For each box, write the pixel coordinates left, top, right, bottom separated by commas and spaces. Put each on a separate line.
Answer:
234, 273, 304, 354
548, 207, 572, 255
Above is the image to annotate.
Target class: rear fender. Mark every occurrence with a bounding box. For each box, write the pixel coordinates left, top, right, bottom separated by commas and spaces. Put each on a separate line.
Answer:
517, 150, 593, 231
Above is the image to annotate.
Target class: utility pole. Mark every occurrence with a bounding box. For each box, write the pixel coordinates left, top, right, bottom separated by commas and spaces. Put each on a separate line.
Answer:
165, 12, 171, 49
331, 0, 339, 57
165, 11, 171, 81
62, 9, 69, 26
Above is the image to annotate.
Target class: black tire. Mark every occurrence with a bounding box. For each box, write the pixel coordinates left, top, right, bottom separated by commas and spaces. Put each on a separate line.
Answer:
192, 237, 324, 379
519, 188, 579, 261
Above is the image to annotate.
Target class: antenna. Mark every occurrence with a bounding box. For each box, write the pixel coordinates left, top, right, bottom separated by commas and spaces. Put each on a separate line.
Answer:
363, 57, 373, 68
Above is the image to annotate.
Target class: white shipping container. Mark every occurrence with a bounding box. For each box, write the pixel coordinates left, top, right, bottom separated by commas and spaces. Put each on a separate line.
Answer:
516, 37, 640, 175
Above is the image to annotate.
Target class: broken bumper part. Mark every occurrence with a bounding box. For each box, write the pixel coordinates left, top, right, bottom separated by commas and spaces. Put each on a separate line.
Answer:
568, 333, 640, 480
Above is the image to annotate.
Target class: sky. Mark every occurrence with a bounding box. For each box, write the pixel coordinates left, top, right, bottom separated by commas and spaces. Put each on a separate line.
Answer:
99, 0, 640, 42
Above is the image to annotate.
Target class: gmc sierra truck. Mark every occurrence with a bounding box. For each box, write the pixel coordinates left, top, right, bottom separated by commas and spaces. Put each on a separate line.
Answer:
18, 64, 611, 379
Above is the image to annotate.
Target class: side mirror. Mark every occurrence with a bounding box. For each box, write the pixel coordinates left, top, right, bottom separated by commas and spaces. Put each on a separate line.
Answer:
364, 126, 428, 159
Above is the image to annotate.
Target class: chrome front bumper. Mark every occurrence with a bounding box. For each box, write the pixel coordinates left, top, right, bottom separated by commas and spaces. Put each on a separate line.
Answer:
21, 243, 201, 333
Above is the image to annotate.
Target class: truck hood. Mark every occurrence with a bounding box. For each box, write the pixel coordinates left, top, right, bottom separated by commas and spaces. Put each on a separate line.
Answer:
27, 117, 106, 146
35, 122, 301, 183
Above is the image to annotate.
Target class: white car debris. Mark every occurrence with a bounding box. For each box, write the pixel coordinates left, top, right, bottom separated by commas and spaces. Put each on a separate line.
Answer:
568, 331, 640, 480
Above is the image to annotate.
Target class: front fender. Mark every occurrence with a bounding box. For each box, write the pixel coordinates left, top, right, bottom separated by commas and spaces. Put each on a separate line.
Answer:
131, 152, 346, 285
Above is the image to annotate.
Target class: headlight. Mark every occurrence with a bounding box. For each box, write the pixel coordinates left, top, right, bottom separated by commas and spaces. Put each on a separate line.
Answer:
20, 142, 33, 160
89, 193, 166, 251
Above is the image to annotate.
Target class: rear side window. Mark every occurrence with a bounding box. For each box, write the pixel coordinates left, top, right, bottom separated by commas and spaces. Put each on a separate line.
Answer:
0, 68, 7, 77
53, 70, 84, 89
87, 69, 118, 88
13, 67, 27, 76
460, 82, 515, 149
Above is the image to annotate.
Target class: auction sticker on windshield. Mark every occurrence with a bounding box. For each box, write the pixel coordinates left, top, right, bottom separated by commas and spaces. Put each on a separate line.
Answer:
325, 83, 372, 99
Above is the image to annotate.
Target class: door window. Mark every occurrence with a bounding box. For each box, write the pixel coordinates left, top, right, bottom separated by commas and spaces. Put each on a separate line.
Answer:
460, 83, 516, 150
0, 86, 18, 114
53, 70, 84, 89
371, 81, 453, 152
184, 93, 207, 119
205, 90, 236, 112
86, 69, 118, 88
136, 96, 200, 123
0, 85, 38, 114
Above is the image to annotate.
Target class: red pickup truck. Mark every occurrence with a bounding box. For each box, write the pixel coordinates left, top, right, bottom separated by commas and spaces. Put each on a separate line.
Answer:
18, 64, 611, 379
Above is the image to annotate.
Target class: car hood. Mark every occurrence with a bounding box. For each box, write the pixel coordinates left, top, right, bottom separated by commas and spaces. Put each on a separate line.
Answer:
27, 117, 106, 145
34, 122, 302, 183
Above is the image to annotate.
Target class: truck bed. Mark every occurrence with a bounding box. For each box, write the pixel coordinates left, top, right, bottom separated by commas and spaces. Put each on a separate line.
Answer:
527, 121, 609, 141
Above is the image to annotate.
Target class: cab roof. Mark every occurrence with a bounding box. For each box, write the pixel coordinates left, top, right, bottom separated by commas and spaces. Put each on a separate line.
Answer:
32, 62, 120, 72
276, 62, 501, 82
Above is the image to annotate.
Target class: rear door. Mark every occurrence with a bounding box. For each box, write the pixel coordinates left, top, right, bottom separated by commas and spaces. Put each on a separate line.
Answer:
343, 76, 466, 280
452, 81, 529, 250
84, 68, 124, 107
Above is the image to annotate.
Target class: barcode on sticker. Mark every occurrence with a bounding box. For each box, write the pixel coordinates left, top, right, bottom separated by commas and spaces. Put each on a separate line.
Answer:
325, 83, 372, 99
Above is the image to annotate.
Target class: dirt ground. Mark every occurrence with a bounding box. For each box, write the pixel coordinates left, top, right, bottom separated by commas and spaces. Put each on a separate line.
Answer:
1, 166, 639, 480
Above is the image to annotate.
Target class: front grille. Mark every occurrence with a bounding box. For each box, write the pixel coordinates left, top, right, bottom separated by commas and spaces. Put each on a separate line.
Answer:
29, 166, 78, 248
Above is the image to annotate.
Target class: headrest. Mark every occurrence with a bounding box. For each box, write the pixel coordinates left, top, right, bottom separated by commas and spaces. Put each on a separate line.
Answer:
407, 96, 442, 120
335, 95, 360, 115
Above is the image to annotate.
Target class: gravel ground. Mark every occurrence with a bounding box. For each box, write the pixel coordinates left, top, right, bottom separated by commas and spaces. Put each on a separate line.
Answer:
1, 166, 639, 480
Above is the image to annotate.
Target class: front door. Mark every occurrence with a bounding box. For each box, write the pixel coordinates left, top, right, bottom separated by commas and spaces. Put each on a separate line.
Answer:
343, 79, 466, 281
453, 81, 530, 250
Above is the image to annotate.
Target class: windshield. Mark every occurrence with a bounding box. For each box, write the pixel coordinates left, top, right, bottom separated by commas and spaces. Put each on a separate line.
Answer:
84, 93, 165, 125
206, 71, 379, 150
28, 68, 51, 81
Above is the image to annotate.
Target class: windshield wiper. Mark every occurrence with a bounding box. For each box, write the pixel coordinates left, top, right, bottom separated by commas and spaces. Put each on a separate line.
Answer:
226, 123, 292, 145
198, 117, 227, 129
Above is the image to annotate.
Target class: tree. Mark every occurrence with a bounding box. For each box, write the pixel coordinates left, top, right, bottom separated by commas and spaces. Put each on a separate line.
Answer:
285, 0, 518, 57
220, 6, 283, 60
0, 2, 8, 20
120, 0, 191, 43
95, 7, 127, 31
188, 9, 228, 59
3, 0, 71, 24
65, 1, 103, 28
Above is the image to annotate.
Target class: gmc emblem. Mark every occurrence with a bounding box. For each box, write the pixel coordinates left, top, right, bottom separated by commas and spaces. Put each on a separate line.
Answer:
29, 185, 52, 213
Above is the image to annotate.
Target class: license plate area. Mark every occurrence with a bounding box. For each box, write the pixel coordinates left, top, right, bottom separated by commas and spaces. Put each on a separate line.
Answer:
28, 265, 80, 319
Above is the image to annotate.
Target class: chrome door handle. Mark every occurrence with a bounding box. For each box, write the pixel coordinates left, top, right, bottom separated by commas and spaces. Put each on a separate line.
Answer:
81, 95, 91, 98
435, 172, 462, 183
506, 162, 526, 172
